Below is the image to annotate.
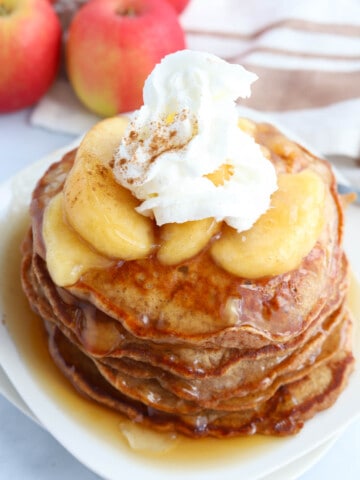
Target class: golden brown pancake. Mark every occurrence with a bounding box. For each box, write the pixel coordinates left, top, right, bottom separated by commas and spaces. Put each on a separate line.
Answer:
20, 121, 355, 438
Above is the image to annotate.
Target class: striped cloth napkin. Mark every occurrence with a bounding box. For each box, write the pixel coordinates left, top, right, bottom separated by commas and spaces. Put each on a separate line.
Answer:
31, 0, 360, 184
183, 0, 360, 158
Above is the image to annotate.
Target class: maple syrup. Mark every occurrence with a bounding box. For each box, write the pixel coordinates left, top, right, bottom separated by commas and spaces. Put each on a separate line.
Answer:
0, 207, 283, 470
1, 204, 359, 471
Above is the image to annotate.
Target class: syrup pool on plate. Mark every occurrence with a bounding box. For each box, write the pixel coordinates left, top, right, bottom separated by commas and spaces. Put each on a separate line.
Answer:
0, 203, 285, 470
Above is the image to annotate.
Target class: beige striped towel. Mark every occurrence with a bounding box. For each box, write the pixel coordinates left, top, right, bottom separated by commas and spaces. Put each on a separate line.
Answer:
31, 0, 360, 183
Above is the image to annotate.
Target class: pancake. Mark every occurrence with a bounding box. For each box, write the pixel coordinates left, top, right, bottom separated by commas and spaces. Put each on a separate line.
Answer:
45, 318, 354, 437
20, 120, 355, 438
22, 240, 348, 412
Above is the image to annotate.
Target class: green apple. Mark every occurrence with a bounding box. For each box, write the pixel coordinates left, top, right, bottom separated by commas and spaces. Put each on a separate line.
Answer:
0, 0, 61, 113
66, 0, 186, 116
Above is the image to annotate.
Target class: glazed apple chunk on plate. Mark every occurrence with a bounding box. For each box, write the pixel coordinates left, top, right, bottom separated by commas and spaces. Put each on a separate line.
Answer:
62, 117, 154, 262
211, 169, 326, 278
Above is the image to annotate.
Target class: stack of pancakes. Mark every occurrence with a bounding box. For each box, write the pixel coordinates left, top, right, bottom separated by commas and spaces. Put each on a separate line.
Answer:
21, 122, 354, 438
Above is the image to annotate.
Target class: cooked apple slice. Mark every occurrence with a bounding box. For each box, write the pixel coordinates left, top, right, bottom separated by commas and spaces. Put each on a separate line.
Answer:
43, 193, 114, 286
157, 161, 230, 266
157, 218, 220, 265
63, 116, 154, 260
211, 169, 326, 278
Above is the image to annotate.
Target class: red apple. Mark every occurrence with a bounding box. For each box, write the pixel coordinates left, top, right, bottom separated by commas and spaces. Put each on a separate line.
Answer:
0, 0, 61, 113
165, 0, 190, 14
66, 0, 186, 116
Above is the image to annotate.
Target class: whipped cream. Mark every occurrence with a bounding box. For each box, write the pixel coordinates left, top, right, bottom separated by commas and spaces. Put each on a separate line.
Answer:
113, 50, 277, 232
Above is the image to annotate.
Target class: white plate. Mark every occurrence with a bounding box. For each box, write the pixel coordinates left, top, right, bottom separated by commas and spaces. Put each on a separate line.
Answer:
0, 365, 38, 423
0, 363, 340, 480
261, 434, 339, 480
0, 145, 359, 480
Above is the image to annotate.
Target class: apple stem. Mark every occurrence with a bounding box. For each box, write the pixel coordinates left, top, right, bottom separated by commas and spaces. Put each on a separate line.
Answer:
0, 5, 12, 15
116, 7, 137, 17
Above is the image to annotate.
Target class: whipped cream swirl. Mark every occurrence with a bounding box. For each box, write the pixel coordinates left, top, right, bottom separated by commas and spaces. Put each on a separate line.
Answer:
113, 50, 277, 232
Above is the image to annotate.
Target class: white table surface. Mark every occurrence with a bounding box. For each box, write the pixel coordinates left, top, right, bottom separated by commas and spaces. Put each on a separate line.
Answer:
0, 108, 360, 480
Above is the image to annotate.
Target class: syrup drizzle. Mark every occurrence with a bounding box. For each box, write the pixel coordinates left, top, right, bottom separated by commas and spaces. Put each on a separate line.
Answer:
1, 204, 358, 471
0, 207, 281, 470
